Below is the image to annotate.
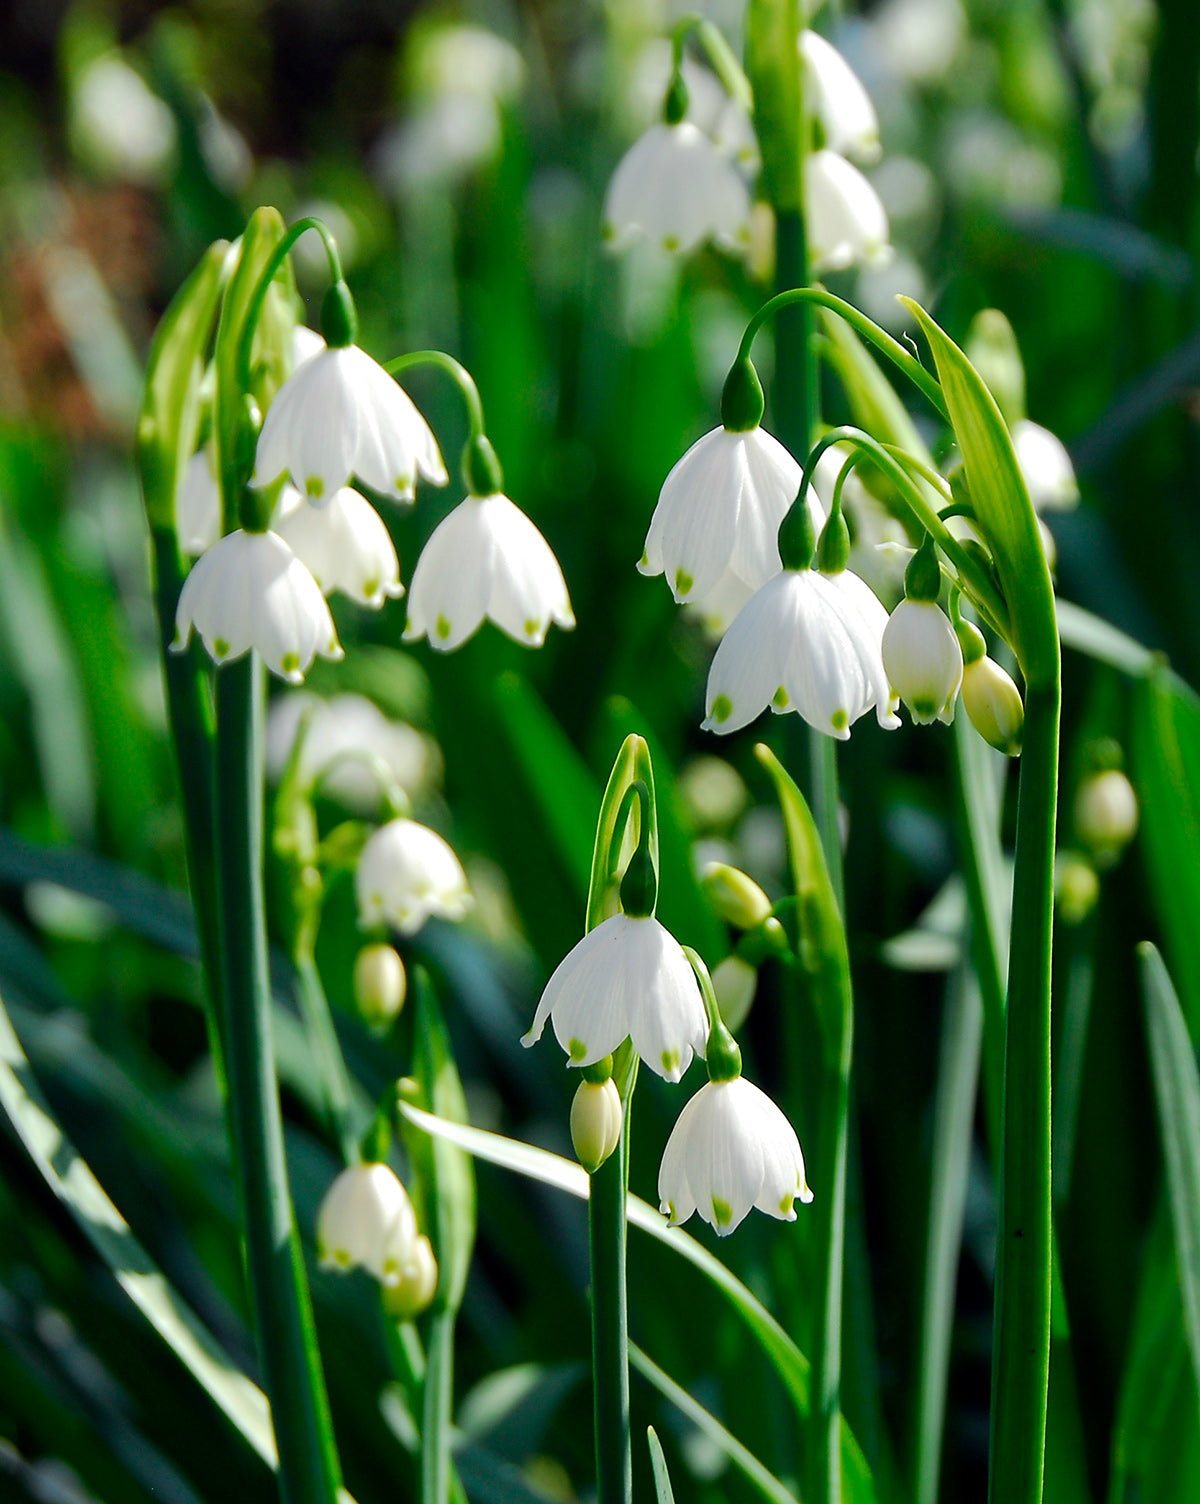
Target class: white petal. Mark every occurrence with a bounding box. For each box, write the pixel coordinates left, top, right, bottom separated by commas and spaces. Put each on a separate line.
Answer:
341, 347, 448, 500
405, 500, 492, 650
604, 123, 750, 256
274, 487, 404, 607
806, 150, 891, 274
176, 446, 222, 556
1012, 419, 1078, 512
801, 31, 881, 163
255, 347, 361, 501
703, 575, 794, 733
355, 817, 471, 934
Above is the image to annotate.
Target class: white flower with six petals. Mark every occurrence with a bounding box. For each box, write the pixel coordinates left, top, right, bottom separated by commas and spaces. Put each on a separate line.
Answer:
173, 529, 342, 684
522, 912, 708, 1083
603, 121, 752, 256
404, 492, 574, 651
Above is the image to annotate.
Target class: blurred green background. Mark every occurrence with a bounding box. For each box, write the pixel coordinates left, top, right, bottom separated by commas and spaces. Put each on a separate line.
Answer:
1, 2, 1200, 1503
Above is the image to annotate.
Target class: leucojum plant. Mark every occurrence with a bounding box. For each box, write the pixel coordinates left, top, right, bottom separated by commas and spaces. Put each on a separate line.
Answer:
134, 12, 1063, 1504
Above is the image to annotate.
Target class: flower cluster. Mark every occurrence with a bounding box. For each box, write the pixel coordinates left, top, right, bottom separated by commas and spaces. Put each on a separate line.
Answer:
173, 250, 574, 686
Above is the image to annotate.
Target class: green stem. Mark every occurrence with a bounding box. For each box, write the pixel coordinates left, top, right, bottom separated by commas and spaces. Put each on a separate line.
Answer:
588, 1110, 632, 1504
422, 1308, 455, 1504
151, 526, 226, 1090
987, 680, 1059, 1504
236, 217, 343, 395
806, 969, 852, 1504
293, 944, 359, 1165
214, 655, 342, 1504
385, 351, 487, 439
739, 288, 949, 422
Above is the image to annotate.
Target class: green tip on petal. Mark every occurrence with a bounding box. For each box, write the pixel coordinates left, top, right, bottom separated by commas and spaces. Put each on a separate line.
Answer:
832, 709, 849, 732
435, 614, 452, 641
772, 685, 789, 709
214, 637, 229, 658
568, 1037, 588, 1062
281, 652, 300, 674
674, 569, 693, 597
711, 693, 733, 724
306, 476, 324, 499
661, 1049, 679, 1076
711, 1196, 732, 1228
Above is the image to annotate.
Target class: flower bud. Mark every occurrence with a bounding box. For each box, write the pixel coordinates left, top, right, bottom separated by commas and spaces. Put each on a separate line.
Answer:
382, 1234, 439, 1319
1056, 851, 1100, 925
353, 944, 407, 1026
701, 863, 773, 930
882, 599, 963, 726
961, 655, 1024, 756
713, 954, 757, 1032
569, 1078, 623, 1174
1074, 768, 1138, 866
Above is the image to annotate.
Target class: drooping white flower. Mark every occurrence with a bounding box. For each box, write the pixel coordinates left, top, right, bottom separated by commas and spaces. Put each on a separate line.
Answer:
71, 54, 177, 187
882, 599, 963, 725
176, 444, 221, 556
806, 149, 891, 273
801, 31, 881, 163
658, 1076, 812, 1235
172, 529, 342, 684
522, 912, 708, 1083
356, 817, 472, 934
603, 122, 752, 257
1012, 419, 1078, 512
404, 492, 574, 651
317, 1162, 419, 1284
703, 566, 900, 738
272, 485, 404, 607
255, 344, 448, 504
1074, 768, 1138, 863
265, 692, 435, 810
641, 427, 825, 605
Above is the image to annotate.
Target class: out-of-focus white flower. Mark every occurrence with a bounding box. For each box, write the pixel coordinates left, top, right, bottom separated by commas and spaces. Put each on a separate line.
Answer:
882, 599, 963, 724
197, 96, 252, 193
570, 1077, 624, 1173
658, 1077, 812, 1235
255, 345, 447, 504
628, 47, 759, 173
382, 1234, 439, 1317
712, 954, 757, 1033
353, 943, 408, 1026
176, 444, 221, 556
265, 692, 434, 809
801, 31, 881, 163
1012, 419, 1079, 512
172, 529, 341, 684
404, 493, 574, 651
872, 0, 966, 83
1074, 768, 1138, 862
704, 566, 900, 739
522, 912, 708, 1083
317, 1162, 419, 1284
71, 55, 177, 186
603, 122, 752, 256
641, 427, 825, 605
356, 817, 472, 934
273, 485, 404, 607
806, 149, 891, 273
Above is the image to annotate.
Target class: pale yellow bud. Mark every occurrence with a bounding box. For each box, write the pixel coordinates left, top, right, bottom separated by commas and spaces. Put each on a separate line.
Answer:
353, 944, 407, 1026
382, 1234, 439, 1319
1074, 769, 1138, 866
570, 1078, 623, 1174
713, 954, 757, 1032
701, 863, 773, 930
1056, 851, 1100, 925
961, 656, 1024, 756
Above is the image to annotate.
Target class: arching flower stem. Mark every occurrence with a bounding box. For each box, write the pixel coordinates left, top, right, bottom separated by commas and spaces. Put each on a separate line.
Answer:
669, 12, 754, 112
385, 350, 504, 496
236, 216, 345, 397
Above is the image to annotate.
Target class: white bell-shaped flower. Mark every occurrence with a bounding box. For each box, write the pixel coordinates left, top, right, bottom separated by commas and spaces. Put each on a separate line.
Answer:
882, 599, 963, 725
603, 122, 752, 256
404, 492, 574, 651
658, 1076, 812, 1235
641, 427, 825, 605
522, 912, 708, 1083
255, 344, 448, 504
172, 529, 342, 685
176, 444, 221, 556
703, 565, 900, 739
1012, 419, 1078, 512
317, 1162, 420, 1284
266, 692, 434, 811
272, 485, 404, 607
356, 816, 472, 934
806, 149, 891, 273
801, 31, 881, 163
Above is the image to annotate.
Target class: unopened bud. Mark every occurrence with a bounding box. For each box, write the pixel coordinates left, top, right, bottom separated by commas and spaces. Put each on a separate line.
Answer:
1074, 768, 1138, 866
570, 1078, 623, 1174
961, 655, 1024, 756
701, 863, 773, 930
713, 954, 757, 1032
353, 944, 407, 1026
382, 1234, 439, 1319
1056, 851, 1100, 925
882, 599, 963, 726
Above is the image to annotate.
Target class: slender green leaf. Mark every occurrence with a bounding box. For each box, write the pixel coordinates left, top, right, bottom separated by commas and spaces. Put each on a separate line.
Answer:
1056, 599, 1158, 678
646, 1426, 676, 1504
0, 980, 277, 1467
632, 1346, 797, 1504
1140, 942, 1200, 1400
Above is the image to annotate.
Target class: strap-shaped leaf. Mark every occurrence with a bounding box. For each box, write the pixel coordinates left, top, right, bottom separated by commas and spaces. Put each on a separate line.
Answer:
646, 1426, 676, 1504
0, 982, 276, 1467
902, 298, 1058, 689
